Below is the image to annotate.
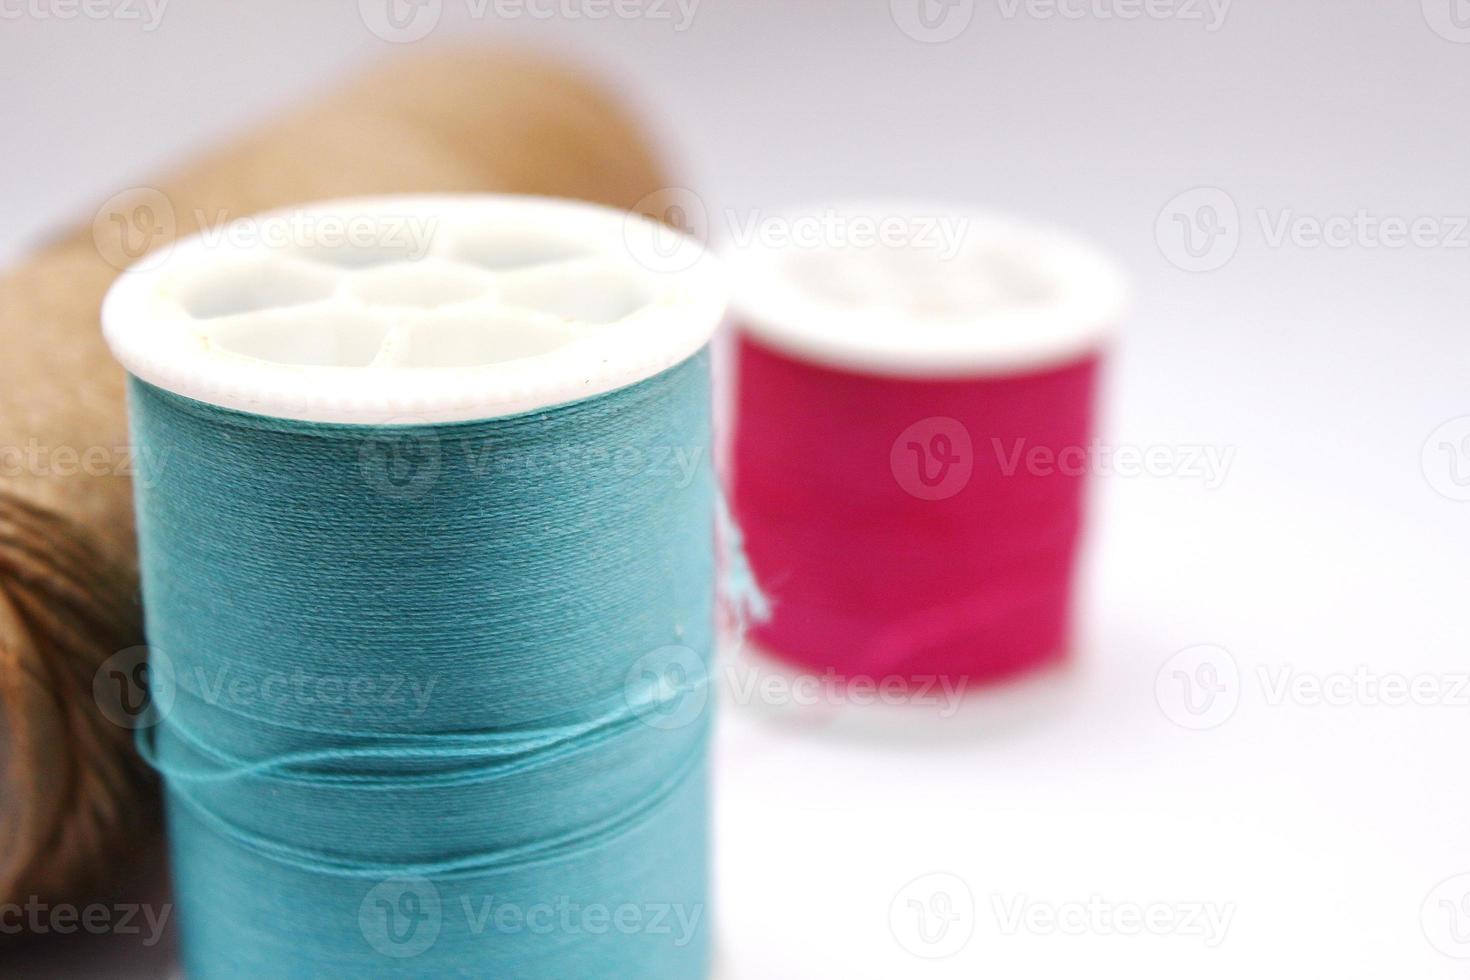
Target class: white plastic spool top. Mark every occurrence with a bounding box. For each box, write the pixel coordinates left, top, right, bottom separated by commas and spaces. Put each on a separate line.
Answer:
726, 202, 1127, 377
102, 195, 727, 424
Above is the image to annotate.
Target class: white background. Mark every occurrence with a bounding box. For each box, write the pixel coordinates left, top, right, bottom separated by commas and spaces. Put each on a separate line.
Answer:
4, 1, 1469, 976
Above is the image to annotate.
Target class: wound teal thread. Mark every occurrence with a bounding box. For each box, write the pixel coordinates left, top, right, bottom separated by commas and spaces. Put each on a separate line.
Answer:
128, 350, 715, 979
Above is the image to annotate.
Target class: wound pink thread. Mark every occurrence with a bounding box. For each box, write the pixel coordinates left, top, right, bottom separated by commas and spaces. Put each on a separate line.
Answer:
731, 332, 1102, 686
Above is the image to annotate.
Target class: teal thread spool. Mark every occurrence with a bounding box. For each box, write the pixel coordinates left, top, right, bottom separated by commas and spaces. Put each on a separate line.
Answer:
102, 197, 726, 978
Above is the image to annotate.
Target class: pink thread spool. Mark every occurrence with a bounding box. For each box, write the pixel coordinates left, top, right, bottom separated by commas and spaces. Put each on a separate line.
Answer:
728, 205, 1125, 692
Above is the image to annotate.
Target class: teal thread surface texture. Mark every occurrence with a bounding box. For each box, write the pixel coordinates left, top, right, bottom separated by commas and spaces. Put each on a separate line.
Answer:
128, 350, 715, 979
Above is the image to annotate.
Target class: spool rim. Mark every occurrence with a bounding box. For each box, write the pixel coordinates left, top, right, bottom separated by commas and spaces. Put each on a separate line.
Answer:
726, 201, 1126, 377
102, 194, 727, 424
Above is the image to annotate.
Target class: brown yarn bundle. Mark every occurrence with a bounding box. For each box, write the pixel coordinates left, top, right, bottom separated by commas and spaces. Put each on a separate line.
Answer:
0, 48, 670, 910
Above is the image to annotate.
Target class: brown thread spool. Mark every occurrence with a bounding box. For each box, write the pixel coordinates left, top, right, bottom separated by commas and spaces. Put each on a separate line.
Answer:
0, 47, 672, 915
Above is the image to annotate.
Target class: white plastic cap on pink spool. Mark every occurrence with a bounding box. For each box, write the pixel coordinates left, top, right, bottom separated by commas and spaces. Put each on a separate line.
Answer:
728, 202, 1126, 377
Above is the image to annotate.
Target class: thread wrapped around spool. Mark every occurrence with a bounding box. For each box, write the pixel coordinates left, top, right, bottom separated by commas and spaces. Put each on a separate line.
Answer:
0, 49, 674, 913
103, 195, 725, 977
728, 203, 1125, 692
